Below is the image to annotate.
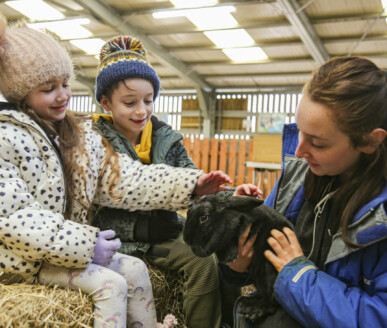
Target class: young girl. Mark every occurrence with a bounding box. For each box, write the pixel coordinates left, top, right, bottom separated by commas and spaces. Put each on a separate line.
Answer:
222, 56, 387, 327
0, 18, 231, 328
90, 35, 261, 328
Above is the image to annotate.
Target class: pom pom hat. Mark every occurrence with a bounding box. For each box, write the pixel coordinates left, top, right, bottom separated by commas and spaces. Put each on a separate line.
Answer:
0, 15, 73, 103
95, 36, 160, 103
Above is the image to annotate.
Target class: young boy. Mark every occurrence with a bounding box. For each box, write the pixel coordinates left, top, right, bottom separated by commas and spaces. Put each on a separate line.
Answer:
91, 36, 260, 327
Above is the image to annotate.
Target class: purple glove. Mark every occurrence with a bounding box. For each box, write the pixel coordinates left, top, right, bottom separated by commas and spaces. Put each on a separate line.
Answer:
92, 230, 121, 266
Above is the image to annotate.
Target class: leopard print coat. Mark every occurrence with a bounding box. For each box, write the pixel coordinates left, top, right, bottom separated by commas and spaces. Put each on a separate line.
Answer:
0, 108, 201, 281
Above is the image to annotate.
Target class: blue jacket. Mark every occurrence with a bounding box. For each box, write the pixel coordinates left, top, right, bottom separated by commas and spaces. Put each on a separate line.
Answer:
263, 123, 387, 328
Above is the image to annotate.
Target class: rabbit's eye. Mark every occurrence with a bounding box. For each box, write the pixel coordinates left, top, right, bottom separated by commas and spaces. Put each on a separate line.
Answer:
199, 215, 209, 224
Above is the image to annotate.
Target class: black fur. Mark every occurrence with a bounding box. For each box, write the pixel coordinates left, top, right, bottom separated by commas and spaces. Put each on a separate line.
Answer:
183, 194, 294, 322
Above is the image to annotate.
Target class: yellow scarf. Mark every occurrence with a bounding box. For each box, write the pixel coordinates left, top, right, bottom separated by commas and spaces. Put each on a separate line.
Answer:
93, 114, 152, 164
134, 120, 152, 164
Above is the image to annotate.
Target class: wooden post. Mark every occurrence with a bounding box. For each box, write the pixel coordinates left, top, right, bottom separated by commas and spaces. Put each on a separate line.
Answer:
237, 140, 247, 185
247, 139, 254, 184
228, 139, 237, 186
193, 138, 201, 169
210, 138, 219, 171
201, 138, 210, 173
219, 139, 228, 173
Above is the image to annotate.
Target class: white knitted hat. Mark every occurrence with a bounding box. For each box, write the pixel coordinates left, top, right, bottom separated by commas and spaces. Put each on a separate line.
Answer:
0, 16, 73, 103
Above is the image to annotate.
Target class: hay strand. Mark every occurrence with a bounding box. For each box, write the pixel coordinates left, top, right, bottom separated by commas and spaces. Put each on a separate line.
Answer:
0, 283, 93, 327
145, 259, 186, 328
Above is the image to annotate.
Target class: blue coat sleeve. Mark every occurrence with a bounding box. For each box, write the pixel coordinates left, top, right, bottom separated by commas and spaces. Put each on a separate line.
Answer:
274, 247, 387, 328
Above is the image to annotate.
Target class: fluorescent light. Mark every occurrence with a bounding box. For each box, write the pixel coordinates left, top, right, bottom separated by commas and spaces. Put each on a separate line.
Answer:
187, 8, 237, 29
153, 9, 188, 19
153, 6, 237, 29
6, 0, 64, 21
28, 18, 92, 39
170, 0, 218, 8
223, 47, 268, 62
204, 29, 254, 48
70, 38, 106, 55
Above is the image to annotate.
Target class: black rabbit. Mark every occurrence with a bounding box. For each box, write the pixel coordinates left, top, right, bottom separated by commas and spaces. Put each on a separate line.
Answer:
183, 194, 294, 322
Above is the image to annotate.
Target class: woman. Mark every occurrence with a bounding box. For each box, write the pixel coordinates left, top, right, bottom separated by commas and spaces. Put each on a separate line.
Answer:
222, 56, 387, 328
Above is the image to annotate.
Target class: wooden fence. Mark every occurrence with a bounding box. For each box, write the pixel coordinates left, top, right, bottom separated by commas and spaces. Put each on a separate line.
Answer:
182, 137, 281, 198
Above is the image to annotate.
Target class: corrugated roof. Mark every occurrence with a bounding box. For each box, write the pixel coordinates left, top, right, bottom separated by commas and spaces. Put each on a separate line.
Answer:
1, 0, 386, 94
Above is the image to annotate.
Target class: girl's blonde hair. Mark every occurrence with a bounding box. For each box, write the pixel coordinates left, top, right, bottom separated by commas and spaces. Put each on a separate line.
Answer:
19, 104, 121, 221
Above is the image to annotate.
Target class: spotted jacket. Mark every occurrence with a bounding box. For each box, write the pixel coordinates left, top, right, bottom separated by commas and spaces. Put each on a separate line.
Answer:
0, 106, 202, 281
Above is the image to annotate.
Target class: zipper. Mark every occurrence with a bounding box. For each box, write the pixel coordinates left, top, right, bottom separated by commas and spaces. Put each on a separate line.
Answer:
117, 133, 140, 160
307, 187, 337, 259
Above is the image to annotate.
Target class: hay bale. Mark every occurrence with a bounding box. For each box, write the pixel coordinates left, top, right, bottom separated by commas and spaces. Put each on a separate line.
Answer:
0, 264, 185, 328
145, 259, 186, 328
0, 270, 247, 328
0, 283, 93, 327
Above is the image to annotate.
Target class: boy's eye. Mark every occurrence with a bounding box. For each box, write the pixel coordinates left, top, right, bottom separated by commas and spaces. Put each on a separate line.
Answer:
312, 144, 324, 149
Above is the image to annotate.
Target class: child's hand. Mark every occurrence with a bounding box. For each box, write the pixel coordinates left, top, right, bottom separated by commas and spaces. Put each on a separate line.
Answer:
264, 227, 303, 272
233, 183, 263, 198
194, 170, 232, 195
92, 229, 121, 266
227, 224, 256, 273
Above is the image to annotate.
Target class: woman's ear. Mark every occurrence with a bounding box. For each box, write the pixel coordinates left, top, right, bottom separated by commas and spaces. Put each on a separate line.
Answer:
100, 95, 111, 112
359, 128, 387, 154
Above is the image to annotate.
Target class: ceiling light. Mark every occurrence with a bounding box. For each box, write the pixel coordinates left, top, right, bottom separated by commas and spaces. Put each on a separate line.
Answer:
153, 6, 237, 29
223, 47, 268, 62
187, 8, 237, 29
204, 29, 254, 48
28, 18, 92, 39
5, 0, 64, 21
70, 38, 106, 55
170, 0, 218, 8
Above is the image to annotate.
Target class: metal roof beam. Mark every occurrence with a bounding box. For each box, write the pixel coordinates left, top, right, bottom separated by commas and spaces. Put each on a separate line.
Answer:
74, 0, 212, 92
74, 74, 95, 94
123, 0, 276, 16
277, 0, 329, 65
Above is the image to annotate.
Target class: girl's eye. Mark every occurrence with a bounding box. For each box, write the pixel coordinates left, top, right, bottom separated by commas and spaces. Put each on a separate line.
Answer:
43, 88, 53, 93
125, 102, 135, 106
312, 144, 324, 149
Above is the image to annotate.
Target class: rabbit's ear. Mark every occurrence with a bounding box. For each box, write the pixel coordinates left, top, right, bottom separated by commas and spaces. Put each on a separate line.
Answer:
226, 196, 264, 212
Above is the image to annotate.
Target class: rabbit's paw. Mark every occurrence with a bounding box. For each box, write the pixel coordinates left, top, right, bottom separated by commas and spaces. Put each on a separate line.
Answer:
237, 296, 277, 322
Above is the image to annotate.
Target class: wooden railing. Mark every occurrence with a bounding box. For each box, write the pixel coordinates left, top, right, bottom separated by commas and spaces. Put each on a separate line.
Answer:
182, 137, 281, 198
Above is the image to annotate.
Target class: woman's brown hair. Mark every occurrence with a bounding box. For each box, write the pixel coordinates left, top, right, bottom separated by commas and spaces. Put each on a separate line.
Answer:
303, 56, 387, 248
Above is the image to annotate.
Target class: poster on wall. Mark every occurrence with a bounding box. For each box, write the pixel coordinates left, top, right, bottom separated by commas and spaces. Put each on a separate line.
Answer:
257, 113, 287, 133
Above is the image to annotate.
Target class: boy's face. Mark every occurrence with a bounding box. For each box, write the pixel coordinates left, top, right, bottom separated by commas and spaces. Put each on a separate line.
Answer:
100, 78, 154, 140
25, 76, 71, 122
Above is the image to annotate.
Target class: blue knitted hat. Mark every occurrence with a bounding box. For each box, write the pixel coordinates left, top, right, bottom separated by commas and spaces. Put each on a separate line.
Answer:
95, 36, 160, 103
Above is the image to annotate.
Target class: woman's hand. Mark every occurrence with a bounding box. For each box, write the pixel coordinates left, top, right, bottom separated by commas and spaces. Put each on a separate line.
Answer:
194, 170, 232, 195
264, 227, 303, 272
227, 224, 257, 273
233, 183, 263, 198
